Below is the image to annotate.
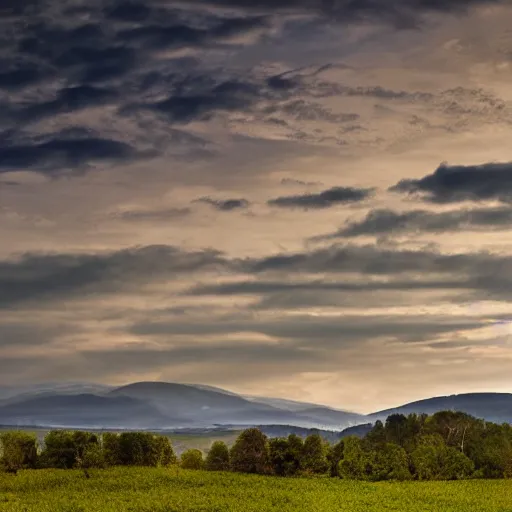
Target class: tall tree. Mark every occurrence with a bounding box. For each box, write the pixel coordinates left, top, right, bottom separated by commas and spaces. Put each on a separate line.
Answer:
301, 434, 328, 474
326, 439, 344, 477
230, 428, 269, 474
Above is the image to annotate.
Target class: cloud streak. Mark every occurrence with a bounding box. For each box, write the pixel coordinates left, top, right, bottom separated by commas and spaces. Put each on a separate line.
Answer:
325, 207, 512, 238
268, 186, 374, 209
391, 162, 512, 204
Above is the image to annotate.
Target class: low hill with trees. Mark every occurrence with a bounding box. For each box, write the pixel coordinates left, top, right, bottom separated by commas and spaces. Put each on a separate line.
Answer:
2, 410, 511, 481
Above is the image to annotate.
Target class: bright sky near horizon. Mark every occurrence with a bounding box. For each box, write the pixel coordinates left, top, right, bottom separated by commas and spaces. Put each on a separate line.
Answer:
2, 0, 512, 413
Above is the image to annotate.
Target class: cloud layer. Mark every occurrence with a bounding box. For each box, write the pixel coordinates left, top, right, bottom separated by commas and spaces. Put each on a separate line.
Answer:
1, 0, 512, 411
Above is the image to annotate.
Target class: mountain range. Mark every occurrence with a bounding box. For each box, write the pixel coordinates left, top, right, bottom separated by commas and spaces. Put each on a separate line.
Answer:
0, 381, 511, 431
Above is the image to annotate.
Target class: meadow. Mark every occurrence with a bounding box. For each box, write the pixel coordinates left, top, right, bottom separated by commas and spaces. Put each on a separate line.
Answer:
1, 467, 512, 512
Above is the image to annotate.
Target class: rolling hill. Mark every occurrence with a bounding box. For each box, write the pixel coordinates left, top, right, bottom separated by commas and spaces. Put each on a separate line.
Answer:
1, 382, 511, 432
0, 393, 168, 429
370, 393, 512, 424
109, 382, 364, 429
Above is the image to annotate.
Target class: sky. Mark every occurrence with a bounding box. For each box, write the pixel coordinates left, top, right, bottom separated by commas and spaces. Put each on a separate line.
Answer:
1, 0, 512, 413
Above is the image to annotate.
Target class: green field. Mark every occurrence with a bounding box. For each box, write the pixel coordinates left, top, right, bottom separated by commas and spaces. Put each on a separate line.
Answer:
1, 468, 512, 512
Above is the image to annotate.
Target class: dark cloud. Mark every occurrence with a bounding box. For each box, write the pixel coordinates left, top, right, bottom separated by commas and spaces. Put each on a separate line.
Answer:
391, 162, 512, 204
243, 244, 512, 301
196, 197, 250, 211
15, 86, 118, 125
0, 64, 46, 90
104, 1, 152, 21
130, 313, 487, 345
186, 0, 501, 22
0, 132, 140, 176
116, 207, 192, 222
0, 245, 227, 308
327, 207, 512, 238
116, 15, 268, 50
311, 83, 434, 101
5, 241, 511, 310
185, 278, 469, 296
246, 243, 500, 276
281, 178, 323, 186
268, 186, 374, 209
136, 80, 262, 123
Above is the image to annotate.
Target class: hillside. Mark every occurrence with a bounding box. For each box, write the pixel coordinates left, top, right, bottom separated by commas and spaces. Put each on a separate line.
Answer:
109, 382, 359, 429
0, 393, 168, 429
370, 393, 512, 424
2, 382, 512, 432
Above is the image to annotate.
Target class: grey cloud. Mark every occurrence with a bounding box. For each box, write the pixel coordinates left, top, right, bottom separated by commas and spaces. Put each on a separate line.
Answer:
0, 322, 73, 349
3, 241, 512, 310
115, 207, 192, 222
391, 162, 512, 204
185, 278, 469, 296
246, 244, 503, 276
130, 314, 488, 346
281, 178, 323, 186
81, 340, 307, 372
328, 207, 512, 238
0, 245, 227, 308
115, 15, 269, 51
266, 99, 359, 123
268, 186, 374, 209
196, 197, 250, 211
134, 80, 262, 123
311, 83, 434, 101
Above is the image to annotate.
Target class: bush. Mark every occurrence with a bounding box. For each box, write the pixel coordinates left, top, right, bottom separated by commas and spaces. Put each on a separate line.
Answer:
181, 449, 204, 470
155, 436, 177, 467
39, 431, 99, 469
438, 447, 474, 480
80, 443, 106, 469
0, 431, 38, 474
205, 441, 230, 471
373, 443, 411, 481
102, 433, 121, 466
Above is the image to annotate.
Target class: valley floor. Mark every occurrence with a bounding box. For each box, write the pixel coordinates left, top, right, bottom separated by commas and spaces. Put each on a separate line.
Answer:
1, 468, 511, 512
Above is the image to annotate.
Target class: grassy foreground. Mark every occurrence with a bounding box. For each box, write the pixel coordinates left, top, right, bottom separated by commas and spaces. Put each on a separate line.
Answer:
2, 468, 512, 512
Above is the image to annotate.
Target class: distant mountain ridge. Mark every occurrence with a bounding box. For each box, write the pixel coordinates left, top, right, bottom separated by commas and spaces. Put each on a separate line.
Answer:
0, 382, 511, 431
370, 392, 512, 425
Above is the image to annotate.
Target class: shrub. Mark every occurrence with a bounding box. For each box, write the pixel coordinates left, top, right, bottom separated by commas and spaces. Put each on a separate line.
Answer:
39, 431, 99, 469
205, 441, 230, 471
0, 431, 38, 474
181, 449, 204, 470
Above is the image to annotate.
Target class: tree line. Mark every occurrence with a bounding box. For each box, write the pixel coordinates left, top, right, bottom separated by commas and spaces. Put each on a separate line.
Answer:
1, 410, 512, 480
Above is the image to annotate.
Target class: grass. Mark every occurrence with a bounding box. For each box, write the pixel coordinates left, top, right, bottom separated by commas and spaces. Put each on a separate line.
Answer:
1, 468, 512, 511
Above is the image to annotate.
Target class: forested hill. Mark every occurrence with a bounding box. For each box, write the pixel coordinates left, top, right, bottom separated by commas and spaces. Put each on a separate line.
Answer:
370, 393, 512, 425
